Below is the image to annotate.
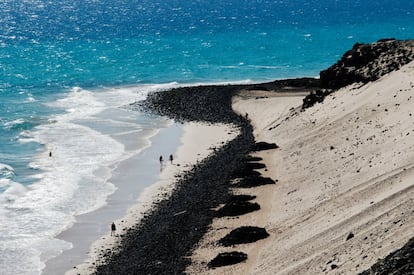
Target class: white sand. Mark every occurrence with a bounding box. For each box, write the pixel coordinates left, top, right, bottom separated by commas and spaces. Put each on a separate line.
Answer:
65, 122, 239, 275
187, 61, 414, 274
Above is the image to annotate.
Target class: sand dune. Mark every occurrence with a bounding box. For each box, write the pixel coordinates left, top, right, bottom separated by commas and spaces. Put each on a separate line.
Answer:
188, 61, 414, 274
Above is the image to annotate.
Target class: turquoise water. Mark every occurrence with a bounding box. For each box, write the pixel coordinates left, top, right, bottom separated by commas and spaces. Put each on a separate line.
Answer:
1, 1, 414, 274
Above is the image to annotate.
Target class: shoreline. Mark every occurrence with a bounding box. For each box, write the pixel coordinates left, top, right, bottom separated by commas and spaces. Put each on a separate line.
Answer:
42, 78, 316, 275
42, 121, 182, 275
60, 122, 239, 275
87, 83, 256, 274
82, 78, 340, 274
91, 123, 254, 274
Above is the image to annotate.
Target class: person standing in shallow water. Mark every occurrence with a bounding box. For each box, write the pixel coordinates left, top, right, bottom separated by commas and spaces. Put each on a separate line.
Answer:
169, 154, 173, 164
111, 222, 116, 236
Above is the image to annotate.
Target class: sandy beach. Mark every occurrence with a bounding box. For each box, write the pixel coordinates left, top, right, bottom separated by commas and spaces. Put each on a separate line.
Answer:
187, 61, 414, 274
61, 122, 239, 274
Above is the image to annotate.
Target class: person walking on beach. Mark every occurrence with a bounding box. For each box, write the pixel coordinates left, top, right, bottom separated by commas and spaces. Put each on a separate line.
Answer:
111, 222, 116, 236
159, 155, 164, 172
169, 154, 174, 164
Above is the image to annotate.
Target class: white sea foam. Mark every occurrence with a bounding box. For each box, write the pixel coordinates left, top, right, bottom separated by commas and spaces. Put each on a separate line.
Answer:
0, 82, 188, 275
0, 180, 27, 202
0, 163, 14, 178
4, 118, 25, 129
16, 130, 38, 144
2, 80, 258, 275
19, 130, 33, 139
25, 93, 36, 102
0, 178, 13, 189
0, 162, 14, 172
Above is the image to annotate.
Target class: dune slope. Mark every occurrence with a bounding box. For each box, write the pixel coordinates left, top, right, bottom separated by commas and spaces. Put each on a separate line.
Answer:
220, 61, 414, 274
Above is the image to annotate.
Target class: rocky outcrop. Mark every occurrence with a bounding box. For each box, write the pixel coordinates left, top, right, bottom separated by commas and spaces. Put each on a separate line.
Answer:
208, 251, 248, 268
320, 39, 414, 89
219, 226, 269, 246
137, 84, 245, 124
138, 79, 319, 122
301, 39, 414, 109
301, 89, 332, 109
216, 201, 261, 217
359, 236, 414, 274
234, 176, 276, 188
252, 141, 279, 151
245, 77, 320, 91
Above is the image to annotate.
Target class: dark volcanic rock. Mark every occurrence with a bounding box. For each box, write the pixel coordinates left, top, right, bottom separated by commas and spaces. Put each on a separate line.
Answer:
232, 166, 262, 178
208, 251, 248, 268
216, 201, 260, 217
219, 226, 269, 246
136, 79, 319, 124
242, 156, 263, 162
346, 232, 355, 241
137, 85, 243, 124
320, 39, 414, 89
228, 194, 257, 202
232, 162, 266, 178
245, 77, 320, 91
300, 39, 414, 109
252, 141, 279, 151
359, 236, 414, 275
302, 89, 333, 109
244, 162, 266, 170
234, 176, 276, 188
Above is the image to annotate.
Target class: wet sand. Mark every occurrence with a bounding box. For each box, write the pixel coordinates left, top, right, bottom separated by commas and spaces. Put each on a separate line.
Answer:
43, 123, 182, 274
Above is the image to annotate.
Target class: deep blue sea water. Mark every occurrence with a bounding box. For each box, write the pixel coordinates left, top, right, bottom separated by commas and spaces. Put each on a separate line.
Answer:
1, 1, 414, 274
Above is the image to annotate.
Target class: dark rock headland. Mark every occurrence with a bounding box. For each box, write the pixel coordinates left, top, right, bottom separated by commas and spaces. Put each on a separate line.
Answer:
139, 78, 318, 123
320, 39, 414, 89
302, 39, 414, 109
208, 251, 248, 268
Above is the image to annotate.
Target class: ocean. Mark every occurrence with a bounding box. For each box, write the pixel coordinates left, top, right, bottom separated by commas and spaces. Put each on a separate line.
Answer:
1, 1, 414, 274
